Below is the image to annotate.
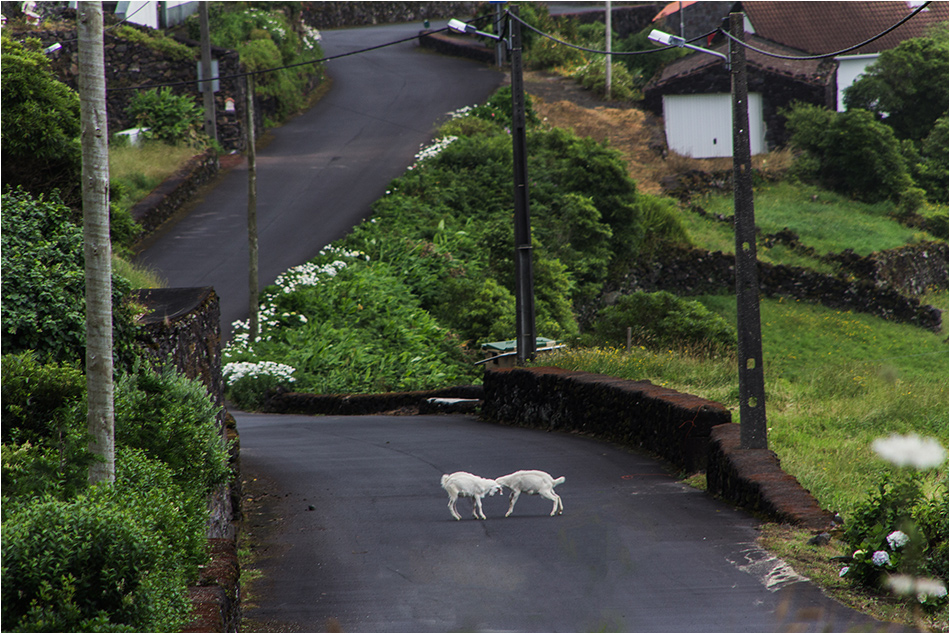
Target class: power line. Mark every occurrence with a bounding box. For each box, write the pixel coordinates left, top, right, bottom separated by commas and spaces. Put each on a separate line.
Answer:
508, 10, 717, 56
718, 1, 931, 60
109, 14, 495, 94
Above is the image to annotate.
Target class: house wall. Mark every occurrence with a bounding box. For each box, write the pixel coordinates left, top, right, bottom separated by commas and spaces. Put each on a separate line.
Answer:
662, 92, 766, 158
645, 65, 832, 151
834, 54, 879, 111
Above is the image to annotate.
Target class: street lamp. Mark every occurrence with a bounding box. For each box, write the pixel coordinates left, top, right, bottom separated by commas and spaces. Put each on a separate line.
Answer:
650, 14, 767, 450
647, 29, 729, 67
449, 10, 537, 365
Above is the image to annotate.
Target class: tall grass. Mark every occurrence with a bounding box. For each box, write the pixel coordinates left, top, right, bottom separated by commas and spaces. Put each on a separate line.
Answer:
109, 141, 196, 214
695, 182, 930, 257
542, 295, 948, 516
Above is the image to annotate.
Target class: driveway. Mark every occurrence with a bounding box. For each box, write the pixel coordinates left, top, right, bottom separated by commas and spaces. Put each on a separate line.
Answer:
237, 412, 893, 633
135, 21, 503, 339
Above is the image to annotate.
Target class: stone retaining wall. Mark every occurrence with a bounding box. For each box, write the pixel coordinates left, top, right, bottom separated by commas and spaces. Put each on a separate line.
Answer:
481, 366, 833, 529
612, 244, 943, 332
302, 2, 480, 29
130, 149, 220, 239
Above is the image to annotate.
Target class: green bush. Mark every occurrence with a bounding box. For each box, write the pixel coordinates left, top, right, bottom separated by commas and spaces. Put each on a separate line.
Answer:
114, 361, 229, 494
617, 26, 687, 87
587, 291, 736, 354
0, 189, 139, 368
126, 87, 205, 146
1, 33, 82, 208
841, 473, 948, 610
784, 103, 913, 202
113, 24, 196, 62
1, 454, 199, 632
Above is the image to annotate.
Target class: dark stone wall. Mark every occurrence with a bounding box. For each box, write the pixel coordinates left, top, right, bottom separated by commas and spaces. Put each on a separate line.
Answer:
418, 31, 495, 64
482, 366, 732, 473
555, 5, 664, 39
302, 2, 480, 29
482, 366, 833, 529
707, 424, 833, 529
130, 149, 220, 239
20, 23, 250, 151
612, 244, 944, 332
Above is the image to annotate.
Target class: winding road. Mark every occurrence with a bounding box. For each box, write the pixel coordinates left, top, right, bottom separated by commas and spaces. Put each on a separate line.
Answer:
137, 19, 897, 633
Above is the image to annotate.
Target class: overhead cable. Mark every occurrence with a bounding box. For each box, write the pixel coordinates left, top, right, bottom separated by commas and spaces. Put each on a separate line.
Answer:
718, 1, 931, 61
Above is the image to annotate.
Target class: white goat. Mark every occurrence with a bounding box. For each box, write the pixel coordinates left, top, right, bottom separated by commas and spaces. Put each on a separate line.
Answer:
440, 471, 503, 521
495, 470, 565, 517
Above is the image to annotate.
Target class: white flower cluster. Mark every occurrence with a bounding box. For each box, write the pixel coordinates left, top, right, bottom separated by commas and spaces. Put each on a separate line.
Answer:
447, 105, 475, 120
302, 24, 322, 50
871, 550, 890, 567
871, 433, 947, 469
414, 136, 458, 163
223, 360, 296, 386
885, 574, 949, 603
886, 530, 910, 550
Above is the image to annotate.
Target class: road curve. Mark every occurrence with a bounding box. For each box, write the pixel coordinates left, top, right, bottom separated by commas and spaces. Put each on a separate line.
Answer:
238, 412, 895, 633
135, 21, 503, 339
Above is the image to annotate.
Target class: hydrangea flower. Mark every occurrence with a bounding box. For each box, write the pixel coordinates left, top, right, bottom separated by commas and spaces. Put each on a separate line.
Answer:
838, 567, 850, 577
886, 530, 910, 550
871, 434, 947, 469
872, 550, 890, 567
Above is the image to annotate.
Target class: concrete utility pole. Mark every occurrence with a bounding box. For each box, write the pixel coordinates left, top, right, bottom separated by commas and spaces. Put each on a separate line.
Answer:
730, 12, 768, 449
509, 6, 537, 365
78, 0, 114, 484
199, 2, 217, 143
246, 74, 260, 343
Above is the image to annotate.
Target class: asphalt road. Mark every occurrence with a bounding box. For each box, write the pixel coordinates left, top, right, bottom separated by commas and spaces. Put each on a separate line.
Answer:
135, 21, 503, 339
238, 412, 896, 633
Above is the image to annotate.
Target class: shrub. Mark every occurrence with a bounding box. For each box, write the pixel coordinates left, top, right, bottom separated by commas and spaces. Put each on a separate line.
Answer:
1, 484, 193, 632
113, 24, 196, 62
841, 473, 949, 610
114, 361, 229, 493
1, 33, 82, 208
0, 189, 139, 368
588, 291, 736, 354
126, 87, 205, 147
784, 103, 913, 202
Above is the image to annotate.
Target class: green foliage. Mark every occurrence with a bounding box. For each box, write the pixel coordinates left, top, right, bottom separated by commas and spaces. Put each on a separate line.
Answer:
189, 4, 324, 124
0, 189, 139, 369
784, 103, 913, 202
905, 114, 949, 203
843, 30, 949, 142
841, 473, 948, 609
0, 33, 82, 207
569, 58, 640, 101
114, 361, 229, 494
617, 26, 688, 86
113, 24, 196, 62
126, 87, 205, 146
587, 291, 736, 353
1, 455, 199, 632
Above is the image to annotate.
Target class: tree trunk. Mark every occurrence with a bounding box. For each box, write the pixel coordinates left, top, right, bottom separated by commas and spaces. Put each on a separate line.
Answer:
78, 0, 115, 484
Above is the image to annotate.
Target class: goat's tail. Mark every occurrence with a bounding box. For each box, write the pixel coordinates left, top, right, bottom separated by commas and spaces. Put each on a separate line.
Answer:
553, 476, 566, 487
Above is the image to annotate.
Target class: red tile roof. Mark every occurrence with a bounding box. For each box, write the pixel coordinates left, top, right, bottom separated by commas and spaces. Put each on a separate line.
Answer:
741, 1, 948, 55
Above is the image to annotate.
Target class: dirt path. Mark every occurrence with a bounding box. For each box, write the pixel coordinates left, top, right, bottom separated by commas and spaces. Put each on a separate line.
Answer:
524, 70, 669, 195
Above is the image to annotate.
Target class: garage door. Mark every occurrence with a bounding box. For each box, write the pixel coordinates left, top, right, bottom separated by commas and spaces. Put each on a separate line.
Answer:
662, 93, 765, 158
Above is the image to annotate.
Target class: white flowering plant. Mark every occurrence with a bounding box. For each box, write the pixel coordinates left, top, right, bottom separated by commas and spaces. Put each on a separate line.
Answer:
838, 454, 948, 611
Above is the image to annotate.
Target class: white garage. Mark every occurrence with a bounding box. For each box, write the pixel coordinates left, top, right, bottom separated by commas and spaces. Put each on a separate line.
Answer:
661, 92, 766, 159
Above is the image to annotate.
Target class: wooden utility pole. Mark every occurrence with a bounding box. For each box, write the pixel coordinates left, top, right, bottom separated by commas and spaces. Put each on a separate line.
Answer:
246, 74, 260, 342
78, 0, 114, 484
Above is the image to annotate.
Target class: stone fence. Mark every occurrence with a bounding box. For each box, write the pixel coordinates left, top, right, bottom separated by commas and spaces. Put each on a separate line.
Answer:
302, 2, 480, 29
130, 149, 220, 239
132, 287, 240, 631
612, 244, 944, 332
482, 366, 834, 530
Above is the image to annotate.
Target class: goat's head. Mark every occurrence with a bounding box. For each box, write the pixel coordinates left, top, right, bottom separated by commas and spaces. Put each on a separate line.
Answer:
488, 482, 503, 496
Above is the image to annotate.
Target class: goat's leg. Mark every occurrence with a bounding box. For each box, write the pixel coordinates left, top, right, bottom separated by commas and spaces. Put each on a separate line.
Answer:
448, 495, 461, 521
474, 495, 487, 520
505, 490, 521, 517
540, 489, 563, 516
